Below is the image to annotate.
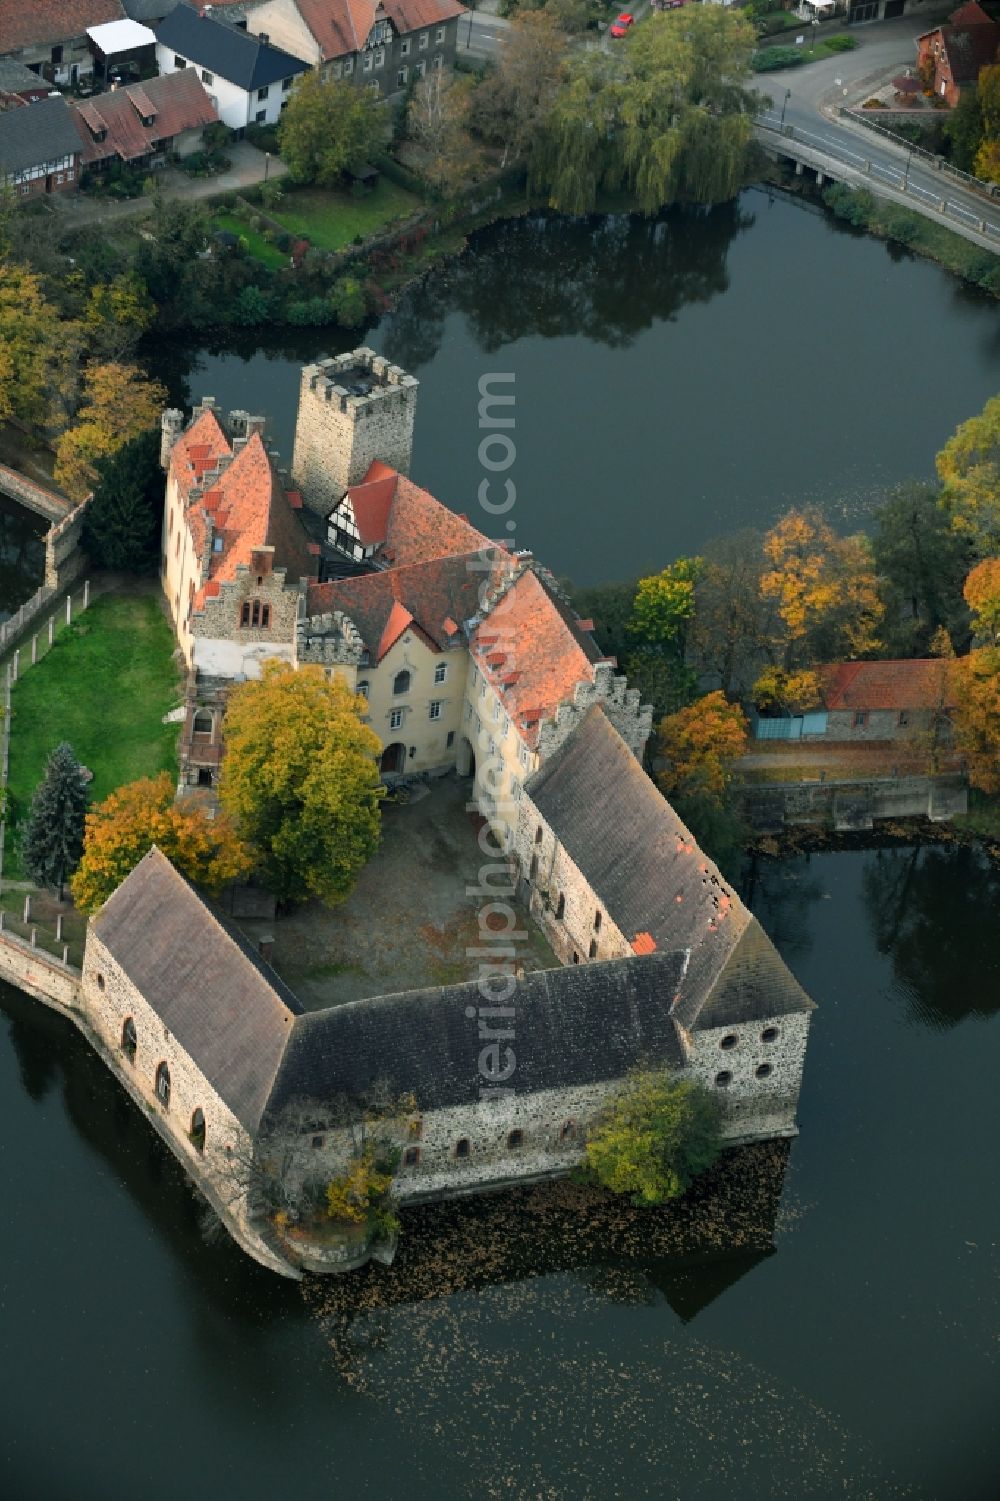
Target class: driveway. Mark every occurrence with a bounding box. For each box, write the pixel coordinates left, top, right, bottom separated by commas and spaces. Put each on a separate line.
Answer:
49, 140, 287, 232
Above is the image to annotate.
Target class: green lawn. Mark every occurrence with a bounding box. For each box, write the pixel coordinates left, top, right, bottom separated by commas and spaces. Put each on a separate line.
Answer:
212, 211, 288, 269
5, 590, 181, 869
269, 180, 422, 253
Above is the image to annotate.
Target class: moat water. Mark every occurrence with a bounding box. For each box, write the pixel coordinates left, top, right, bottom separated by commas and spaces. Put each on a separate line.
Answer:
1, 193, 999, 1497
2, 846, 999, 1498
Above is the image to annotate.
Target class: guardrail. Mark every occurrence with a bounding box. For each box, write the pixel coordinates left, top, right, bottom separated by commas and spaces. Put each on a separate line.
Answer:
757, 117, 1000, 243
839, 108, 1000, 202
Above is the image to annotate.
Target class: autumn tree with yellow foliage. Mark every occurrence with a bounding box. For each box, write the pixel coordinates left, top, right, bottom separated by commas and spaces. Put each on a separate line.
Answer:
220, 663, 383, 907
963, 558, 1000, 642
656, 691, 748, 805
54, 362, 167, 501
948, 647, 1000, 794
937, 394, 1000, 554
761, 507, 883, 665
0, 262, 82, 432
751, 665, 822, 716
71, 773, 251, 915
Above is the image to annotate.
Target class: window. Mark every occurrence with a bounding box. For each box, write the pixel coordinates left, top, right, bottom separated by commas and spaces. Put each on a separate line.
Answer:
97, 972, 106, 993
898, 711, 910, 728
507, 1129, 524, 1150
344, 57, 354, 75
720, 1033, 738, 1050
121, 1016, 137, 1063
560, 1121, 575, 1142
261, 604, 271, 629
255, 109, 267, 124
174, 55, 186, 68
761, 1026, 779, 1044
190, 1109, 206, 1152
594, 910, 602, 932
241, 601, 251, 627
363, 52, 373, 72
393, 670, 411, 695
429, 700, 442, 721
434, 662, 447, 684
447, 730, 455, 747
389, 708, 403, 731
257, 85, 270, 101
502, 714, 510, 736
555, 893, 565, 920
588, 939, 597, 959
436, 26, 446, 43
415, 59, 426, 78
853, 711, 868, 728
155, 1062, 171, 1108
51, 45, 63, 65
519, 744, 529, 768
282, 76, 293, 91
252, 600, 261, 627
432, 54, 443, 70
572, 951, 580, 964
201, 69, 214, 85
454, 1137, 471, 1159
401, 38, 411, 55
404, 1146, 420, 1167
357, 680, 370, 699
397, 67, 408, 87
193, 709, 212, 734
715, 1070, 732, 1088
756, 1063, 773, 1080
419, 30, 429, 48
374, 48, 385, 69
329, 61, 343, 79
529, 853, 539, 880
311, 1134, 325, 1149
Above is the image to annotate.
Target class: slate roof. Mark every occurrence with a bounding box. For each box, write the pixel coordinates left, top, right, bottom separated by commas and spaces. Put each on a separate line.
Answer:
471, 568, 605, 748
154, 3, 310, 89
71, 69, 218, 164
0, 0, 125, 52
287, 0, 466, 61
306, 547, 511, 662
0, 97, 83, 175
0, 59, 53, 95
525, 707, 814, 1030
263, 951, 688, 1122
819, 659, 951, 712
345, 460, 494, 568
91, 847, 302, 1131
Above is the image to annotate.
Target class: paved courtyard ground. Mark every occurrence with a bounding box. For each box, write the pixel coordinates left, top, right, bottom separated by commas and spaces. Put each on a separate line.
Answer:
246, 775, 559, 1011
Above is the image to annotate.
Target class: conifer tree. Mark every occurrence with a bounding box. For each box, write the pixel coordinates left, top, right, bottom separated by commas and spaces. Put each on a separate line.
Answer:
20, 743, 89, 900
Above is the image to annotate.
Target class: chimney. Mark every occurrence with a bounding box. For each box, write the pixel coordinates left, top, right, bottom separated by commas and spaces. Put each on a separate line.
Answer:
259, 32, 270, 44
258, 934, 274, 963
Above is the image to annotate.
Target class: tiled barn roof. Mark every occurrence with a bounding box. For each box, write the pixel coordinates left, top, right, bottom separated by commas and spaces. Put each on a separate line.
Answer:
92, 848, 301, 1131
525, 707, 814, 1030
288, 0, 466, 61
264, 950, 688, 1121
0, 0, 125, 52
71, 68, 218, 164
346, 460, 494, 568
819, 659, 951, 711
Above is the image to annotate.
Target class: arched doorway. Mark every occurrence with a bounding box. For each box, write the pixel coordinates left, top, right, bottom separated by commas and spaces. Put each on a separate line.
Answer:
456, 735, 475, 778
380, 742, 406, 774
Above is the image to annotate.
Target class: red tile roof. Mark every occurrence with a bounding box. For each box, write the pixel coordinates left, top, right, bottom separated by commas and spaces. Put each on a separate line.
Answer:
349, 459, 494, 567
290, 0, 465, 60
170, 409, 231, 501
471, 570, 604, 748
71, 69, 218, 165
307, 548, 511, 663
820, 659, 951, 711
0, 1, 125, 52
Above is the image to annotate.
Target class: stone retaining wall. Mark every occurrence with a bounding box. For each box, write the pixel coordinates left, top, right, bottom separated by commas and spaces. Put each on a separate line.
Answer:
742, 773, 968, 833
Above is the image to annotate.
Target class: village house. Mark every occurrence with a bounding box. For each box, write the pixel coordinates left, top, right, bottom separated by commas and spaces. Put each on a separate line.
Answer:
751, 658, 953, 744
70, 68, 219, 172
0, 59, 56, 107
223, 0, 467, 98
0, 0, 127, 89
154, 2, 308, 132
0, 95, 84, 199
916, 2, 1000, 108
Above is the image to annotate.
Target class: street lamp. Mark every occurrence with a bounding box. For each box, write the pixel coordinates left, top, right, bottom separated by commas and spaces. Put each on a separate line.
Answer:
466, 3, 475, 48
780, 89, 792, 131
264, 150, 270, 183
902, 144, 914, 193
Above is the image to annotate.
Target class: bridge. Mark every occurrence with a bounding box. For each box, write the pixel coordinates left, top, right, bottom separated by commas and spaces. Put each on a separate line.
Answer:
756, 116, 1000, 253
0, 461, 72, 525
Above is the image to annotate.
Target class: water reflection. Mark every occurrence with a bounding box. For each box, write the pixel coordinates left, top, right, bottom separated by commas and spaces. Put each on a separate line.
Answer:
383, 203, 755, 368
863, 844, 1000, 1028
742, 852, 827, 962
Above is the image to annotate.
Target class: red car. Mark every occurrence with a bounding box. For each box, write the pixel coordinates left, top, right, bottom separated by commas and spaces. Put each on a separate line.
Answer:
609, 12, 634, 37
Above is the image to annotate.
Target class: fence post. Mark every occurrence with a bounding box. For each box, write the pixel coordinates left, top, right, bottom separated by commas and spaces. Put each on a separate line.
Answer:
62, 943, 69, 966
30, 927, 37, 948
11, 649, 18, 683
65, 594, 71, 627
31, 634, 37, 666
83, 579, 90, 610
48, 616, 54, 648
23, 894, 31, 924
56, 913, 63, 942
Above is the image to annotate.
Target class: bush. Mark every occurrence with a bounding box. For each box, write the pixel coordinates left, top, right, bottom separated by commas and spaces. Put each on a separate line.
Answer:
583, 1074, 723, 1206
823, 182, 876, 227
234, 285, 271, 326
862, 97, 888, 109
824, 34, 858, 52
753, 47, 806, 72
328, 275, 369, 328
285, 296, 332, 326
374, 151, 425, 195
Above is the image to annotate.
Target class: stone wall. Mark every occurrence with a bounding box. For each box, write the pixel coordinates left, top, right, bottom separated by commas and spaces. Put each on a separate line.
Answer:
0, 930, 80, 1010
513, 794, 632, 968
44, 495, 91, 591
685, 1012, 812, 1144
291, 352, 419, 517
742, 774, 968, 833
190, 559, 304, 647
824, 708, 934, 742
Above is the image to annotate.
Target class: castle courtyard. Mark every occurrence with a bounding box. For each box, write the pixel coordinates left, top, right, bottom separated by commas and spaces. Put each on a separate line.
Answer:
240, 774, 558, 1011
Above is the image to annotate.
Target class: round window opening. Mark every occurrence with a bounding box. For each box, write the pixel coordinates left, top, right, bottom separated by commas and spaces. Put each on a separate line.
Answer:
715, 1070, 732, 1088
756, 1063, 773, 1080
720, 1033, 738, 1051
761, 1026, 779, 1044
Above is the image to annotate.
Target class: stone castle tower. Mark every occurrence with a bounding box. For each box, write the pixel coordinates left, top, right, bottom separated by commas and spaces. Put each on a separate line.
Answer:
290, 349, 419, 518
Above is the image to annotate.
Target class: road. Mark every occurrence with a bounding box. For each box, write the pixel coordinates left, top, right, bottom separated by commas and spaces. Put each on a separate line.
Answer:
461, 10, 509, 58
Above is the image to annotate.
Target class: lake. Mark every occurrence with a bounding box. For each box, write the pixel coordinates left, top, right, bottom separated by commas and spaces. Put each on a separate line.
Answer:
1, 844, 998, 1498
